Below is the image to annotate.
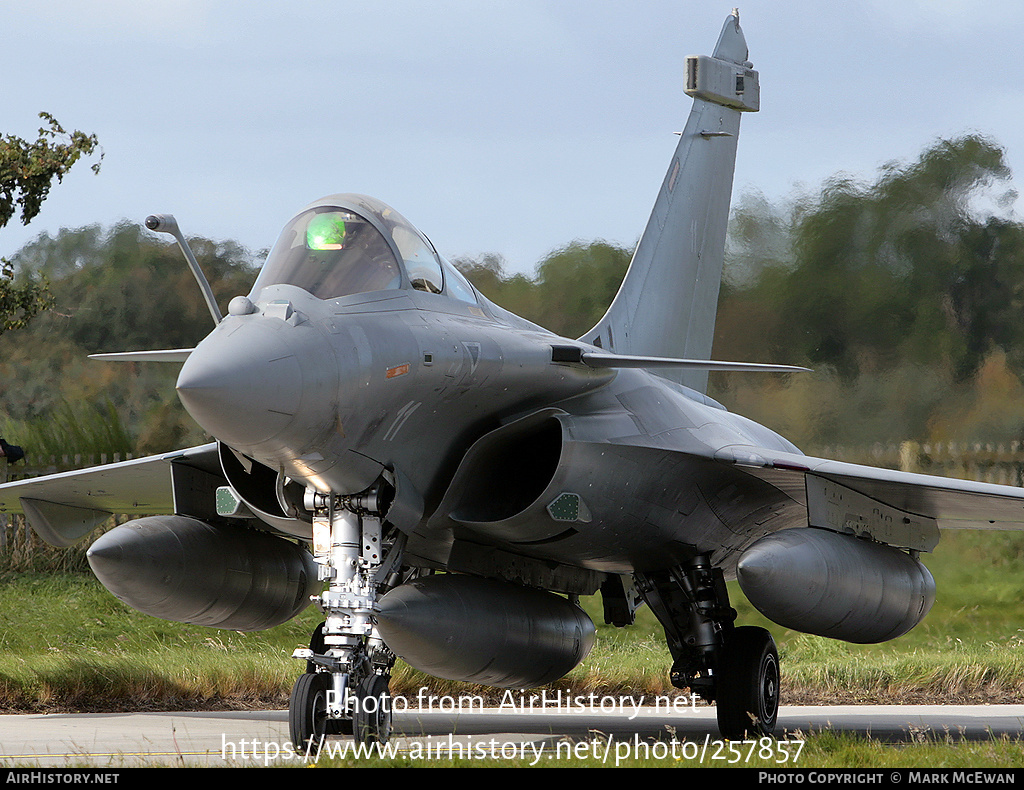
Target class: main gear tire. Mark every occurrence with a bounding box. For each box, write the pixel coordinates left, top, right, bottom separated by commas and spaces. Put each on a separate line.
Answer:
715, 626, 780, 739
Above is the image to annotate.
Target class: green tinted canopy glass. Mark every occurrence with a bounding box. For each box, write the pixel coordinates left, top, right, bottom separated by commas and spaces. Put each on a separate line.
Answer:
254, 206, 402, 299
306, 213, 349, 251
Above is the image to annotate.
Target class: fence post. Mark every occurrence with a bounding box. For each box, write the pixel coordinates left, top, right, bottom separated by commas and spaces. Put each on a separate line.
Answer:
899, 441, 922, 473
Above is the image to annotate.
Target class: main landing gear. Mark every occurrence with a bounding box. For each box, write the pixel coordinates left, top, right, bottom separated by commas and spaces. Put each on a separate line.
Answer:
289, 487, 404, 750
635, 554, 780, 740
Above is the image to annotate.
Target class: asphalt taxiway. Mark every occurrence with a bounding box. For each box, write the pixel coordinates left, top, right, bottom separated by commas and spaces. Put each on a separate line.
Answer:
1, 704, 1023, 767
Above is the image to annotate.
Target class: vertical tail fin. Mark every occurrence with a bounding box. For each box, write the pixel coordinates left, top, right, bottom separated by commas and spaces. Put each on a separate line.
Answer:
580, 12, 759, 393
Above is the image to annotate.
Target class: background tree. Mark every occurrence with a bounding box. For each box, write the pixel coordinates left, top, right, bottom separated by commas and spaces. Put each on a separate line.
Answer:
455, 240, 631, 338
0, 223, 258, 456
712, 134, 1024, 446
0, 113, 102, 334
459, 134, 1024, 449
753, 135, 1016, 381
0, 258, 52, 333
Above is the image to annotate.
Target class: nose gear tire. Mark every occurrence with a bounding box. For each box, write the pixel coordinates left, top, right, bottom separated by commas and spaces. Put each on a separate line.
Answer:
353, 674, 393, 745
289, 671, 333, 751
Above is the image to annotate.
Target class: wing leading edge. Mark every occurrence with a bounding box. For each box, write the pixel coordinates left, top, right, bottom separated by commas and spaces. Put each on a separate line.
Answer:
0, 444, 219, 546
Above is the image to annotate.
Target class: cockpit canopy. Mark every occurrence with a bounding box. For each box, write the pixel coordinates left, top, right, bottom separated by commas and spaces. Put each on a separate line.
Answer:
251, 194, 477, 303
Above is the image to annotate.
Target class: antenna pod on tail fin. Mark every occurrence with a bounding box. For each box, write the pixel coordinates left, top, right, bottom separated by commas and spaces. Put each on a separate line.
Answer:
581, 11, 759, 393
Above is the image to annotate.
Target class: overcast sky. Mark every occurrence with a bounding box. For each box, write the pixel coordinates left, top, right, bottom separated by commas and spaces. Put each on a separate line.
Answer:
4, 1, 1024, 275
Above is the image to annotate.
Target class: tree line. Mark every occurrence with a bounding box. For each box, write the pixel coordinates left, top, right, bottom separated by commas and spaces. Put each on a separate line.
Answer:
457, 134, 1024, 449
3, 132, 1024, 457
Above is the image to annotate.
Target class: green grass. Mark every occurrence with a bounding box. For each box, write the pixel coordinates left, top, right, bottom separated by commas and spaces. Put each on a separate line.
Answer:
3, 530, 1024, 711
6, 532, 1024, 766
2, 531, 1024, 768
0, 572, 315, 711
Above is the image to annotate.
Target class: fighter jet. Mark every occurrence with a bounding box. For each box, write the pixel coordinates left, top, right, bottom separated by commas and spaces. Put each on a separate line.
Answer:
3, 11, 1024, 746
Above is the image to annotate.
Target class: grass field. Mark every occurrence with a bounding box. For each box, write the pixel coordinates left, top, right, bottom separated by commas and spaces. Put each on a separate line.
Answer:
2, 530, 1024, 708
1, 529, 1023, 766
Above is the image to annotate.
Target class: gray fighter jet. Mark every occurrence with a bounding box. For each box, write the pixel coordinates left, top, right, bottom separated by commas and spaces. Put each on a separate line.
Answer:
3, 12, 1024, 745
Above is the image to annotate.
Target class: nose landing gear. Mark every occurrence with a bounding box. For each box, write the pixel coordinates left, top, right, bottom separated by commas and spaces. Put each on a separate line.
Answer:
288, 487, 402, 750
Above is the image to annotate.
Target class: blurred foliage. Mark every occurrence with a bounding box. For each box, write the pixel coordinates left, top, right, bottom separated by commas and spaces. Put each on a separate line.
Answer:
0, 223, 259, 457
718, 135, 1022, 382
453, 240, 631, 339
0, 258, 53, 334
708, 134, 1024, 447
0, 400, 133, 463
4, 132, 1024, 458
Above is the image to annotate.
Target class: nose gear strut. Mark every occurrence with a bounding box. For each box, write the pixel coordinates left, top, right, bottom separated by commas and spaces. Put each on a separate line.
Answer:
289, 486, 401, 749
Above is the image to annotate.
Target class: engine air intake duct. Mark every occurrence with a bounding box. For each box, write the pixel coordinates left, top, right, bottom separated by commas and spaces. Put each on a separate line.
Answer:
736, 527, 935, 644
377, 574, 595, 688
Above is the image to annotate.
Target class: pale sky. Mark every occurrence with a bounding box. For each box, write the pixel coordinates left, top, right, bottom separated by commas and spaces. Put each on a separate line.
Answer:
4, 1, 1023, 275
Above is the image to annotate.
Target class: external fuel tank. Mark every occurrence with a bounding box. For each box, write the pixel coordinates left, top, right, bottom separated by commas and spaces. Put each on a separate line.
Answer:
87, 515, 319, 631
377, 574, 595, 688
736, 527, 935, 643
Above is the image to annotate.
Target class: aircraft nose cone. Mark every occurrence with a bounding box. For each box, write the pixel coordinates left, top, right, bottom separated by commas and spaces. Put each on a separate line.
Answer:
176, 323, 303, 446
